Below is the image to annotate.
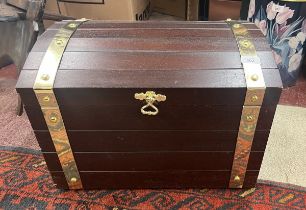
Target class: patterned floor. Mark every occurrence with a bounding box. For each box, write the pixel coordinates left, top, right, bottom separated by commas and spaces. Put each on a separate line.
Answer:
0, 146, 305, 209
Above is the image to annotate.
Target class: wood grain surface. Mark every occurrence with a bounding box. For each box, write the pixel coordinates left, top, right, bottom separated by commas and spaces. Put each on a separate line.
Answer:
24, 104, 277, 130
42, 151, 263, 171
49, 21, 259, 29
50, 170, 259, 189
34, 130, 270, 152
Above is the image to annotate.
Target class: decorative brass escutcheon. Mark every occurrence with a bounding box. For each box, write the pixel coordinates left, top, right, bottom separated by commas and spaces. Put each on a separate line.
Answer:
134, 91, 166, 116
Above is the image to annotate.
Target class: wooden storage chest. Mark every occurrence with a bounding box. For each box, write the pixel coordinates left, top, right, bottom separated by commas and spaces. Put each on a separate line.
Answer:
16, 20, 282, 189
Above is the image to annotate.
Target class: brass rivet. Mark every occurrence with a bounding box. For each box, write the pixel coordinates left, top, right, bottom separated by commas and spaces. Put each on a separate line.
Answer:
246, 115, 254, 121
233, 23, 240, 28
56, 39, 63, 46
251, 74, 259, 81
70, 177, 77, 183
226, 18, 232, 21
68, 23, 77, 28
251, 95, 258, 102
41, 74, 49, 81
50, 116, 57, 123
43, 96, 50, 102
234, 175, 240, 182
241, 40, 251, 48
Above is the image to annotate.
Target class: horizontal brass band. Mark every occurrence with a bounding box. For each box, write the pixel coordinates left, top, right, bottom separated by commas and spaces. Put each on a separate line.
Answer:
33, 20, 88, 189
226, 20, 266, 188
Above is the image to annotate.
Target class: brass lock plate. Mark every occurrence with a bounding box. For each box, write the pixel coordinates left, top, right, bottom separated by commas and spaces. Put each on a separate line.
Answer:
134, 91, 166, 116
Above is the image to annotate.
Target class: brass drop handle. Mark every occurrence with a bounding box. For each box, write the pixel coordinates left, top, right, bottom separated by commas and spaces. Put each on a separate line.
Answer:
134, 91, 166, 116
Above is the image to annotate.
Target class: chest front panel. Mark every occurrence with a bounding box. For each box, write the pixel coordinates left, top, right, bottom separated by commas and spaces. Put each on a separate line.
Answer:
16, 21, 282, 189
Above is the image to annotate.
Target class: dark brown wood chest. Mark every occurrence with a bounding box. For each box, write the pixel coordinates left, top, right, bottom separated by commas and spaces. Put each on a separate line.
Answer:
16, 20, 282, 189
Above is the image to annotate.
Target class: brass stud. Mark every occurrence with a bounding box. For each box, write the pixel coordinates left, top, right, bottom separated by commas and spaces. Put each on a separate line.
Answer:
56, 39, 64, 46
246, 115, 254, 122
251, 74, 259, 81
41, 74, 49, 81
241, 40, 251, 48
233, 23, 240, 28
70, 177, 77, 183
251, 95, 258, 102
234, 175, 240, 182
68, 23, 77, 28
43, 96, 50, 102
50, 116, 57, 123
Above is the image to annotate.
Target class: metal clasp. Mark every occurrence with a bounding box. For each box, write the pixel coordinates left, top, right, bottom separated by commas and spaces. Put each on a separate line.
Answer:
134, 91, 166, 116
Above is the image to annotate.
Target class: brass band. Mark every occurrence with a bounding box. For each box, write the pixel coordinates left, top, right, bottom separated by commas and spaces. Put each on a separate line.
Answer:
33, 19, 88, 189
226, 20, 266, 188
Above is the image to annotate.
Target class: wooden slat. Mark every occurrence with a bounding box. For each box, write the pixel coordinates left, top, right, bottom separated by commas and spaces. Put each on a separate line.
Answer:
50, 170, 231, 189
43, 28, 238, 39
31, 37, 271, 53
18, 68, 246, 88
19, 88, 247, 107
37, 130, 239, 152
16, 69, 282, 107
43, 151, 236, 171
35, 130, 271, 152
73, 28, 262, 38
17, 69, 246, 90
25, 105, 244, 130
50, 170, 259, 189
24, 104, 276, 130
80, 21, 259, 29
17, 68, 281, 91
18, 86, 281, 107
43, 151, 263, 171
48, 21, 259, 30
22, 51, 276, 70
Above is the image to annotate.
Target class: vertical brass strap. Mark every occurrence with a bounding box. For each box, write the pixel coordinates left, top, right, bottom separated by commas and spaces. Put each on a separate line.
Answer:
33, 19, 88, 189
226, 20, 266, 188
